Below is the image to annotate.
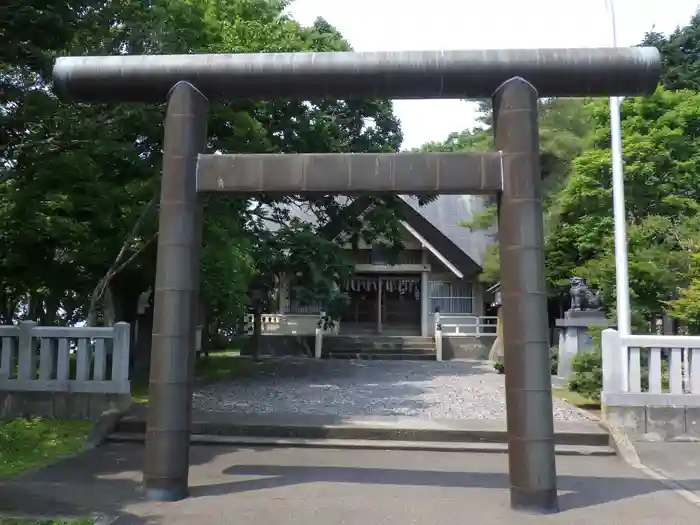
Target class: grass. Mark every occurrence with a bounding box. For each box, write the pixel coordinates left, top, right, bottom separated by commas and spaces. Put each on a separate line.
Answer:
552, 387, 602, 417
206, 348, 241, 358
0, 419, 95, 524
0, 518, 95, 525
131, 349, 248, 405
0, 418, 92, 480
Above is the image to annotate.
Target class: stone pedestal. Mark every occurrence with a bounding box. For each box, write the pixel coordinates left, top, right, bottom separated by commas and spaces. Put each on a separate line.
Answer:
555, 310, 610, 380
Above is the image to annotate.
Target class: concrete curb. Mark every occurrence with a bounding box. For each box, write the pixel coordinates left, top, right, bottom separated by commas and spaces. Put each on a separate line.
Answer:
0, 512, 117, 524
598, 419, 641, 466
84, 407, 130, 450
114, 414, 610, 447
106, 432, 616, 456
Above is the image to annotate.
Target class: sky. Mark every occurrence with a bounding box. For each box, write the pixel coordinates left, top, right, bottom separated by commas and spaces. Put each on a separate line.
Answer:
287, 0, 700, 150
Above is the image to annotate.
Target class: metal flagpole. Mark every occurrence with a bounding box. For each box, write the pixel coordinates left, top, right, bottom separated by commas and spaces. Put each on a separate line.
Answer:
606, 0, 631, 391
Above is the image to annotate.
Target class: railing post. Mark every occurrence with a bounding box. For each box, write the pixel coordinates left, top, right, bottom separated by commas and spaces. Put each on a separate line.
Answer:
690, 348, 700, 395
243, 314, 254, 335
434, 310, 442, 362
113, 322, 131, 391
17, 321, 37, 380
602, 328, 624, 396
315, 311, 325, 359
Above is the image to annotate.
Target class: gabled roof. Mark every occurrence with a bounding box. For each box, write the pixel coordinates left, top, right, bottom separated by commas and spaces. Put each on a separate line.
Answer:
400, 195, 494, 268
260, 195, 496, 278
399, 219, 463, 279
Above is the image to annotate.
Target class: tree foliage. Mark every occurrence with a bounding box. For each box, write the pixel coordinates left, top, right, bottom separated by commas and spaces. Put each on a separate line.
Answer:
545, 87, 700, 327
417, 97, 593, 284
418, 8, 700, 332
0, 0, 425, 358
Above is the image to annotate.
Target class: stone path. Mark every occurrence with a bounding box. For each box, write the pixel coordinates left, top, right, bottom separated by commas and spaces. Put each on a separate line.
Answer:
193, 358, 589, 421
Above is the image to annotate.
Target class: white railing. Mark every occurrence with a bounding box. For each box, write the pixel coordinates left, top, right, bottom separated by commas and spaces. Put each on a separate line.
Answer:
315, 311, 326, 359
0, 321, 131, 394
434, 312, 443, 361
431, 315, 499, 337
602, 328, 700, 407
243, 313, 338, 336
243, 313, 339, 336
243, 313, 336, 359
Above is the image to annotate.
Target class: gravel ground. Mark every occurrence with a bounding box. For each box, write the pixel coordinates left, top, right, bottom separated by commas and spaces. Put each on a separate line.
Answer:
192, 358, 589, 421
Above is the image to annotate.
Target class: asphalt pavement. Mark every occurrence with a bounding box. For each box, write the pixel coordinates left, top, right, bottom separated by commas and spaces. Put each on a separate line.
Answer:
1, 443, 698, 524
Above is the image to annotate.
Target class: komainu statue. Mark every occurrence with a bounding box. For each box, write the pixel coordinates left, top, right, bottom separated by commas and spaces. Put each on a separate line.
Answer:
569, 277, 603, 311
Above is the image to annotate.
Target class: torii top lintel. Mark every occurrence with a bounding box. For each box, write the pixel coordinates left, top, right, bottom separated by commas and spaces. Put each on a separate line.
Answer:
53, 47, 661, 103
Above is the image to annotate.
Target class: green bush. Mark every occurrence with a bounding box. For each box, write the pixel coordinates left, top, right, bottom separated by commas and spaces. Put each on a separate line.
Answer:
493, 346, 558, 375
550, 346, 559, 375
568, 348, 602, 402
566, 324, 608, 402
567, 322, 671, 402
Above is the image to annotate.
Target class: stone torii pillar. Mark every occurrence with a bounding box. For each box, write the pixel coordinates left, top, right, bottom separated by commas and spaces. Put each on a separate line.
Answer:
494, 77, 555, 510
52, 47, 661, 512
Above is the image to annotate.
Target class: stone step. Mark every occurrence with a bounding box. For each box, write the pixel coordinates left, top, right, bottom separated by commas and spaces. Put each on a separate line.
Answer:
324, 338, 435, 350
327, 336, 433, 344
326, 352, 436, 361
106, 432, 616, 457
325, 345, 436, 352
326, 346, 435, 354
113, 410, 611, 447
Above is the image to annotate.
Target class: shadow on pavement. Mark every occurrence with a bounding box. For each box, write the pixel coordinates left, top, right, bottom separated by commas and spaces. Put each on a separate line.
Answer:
192, 462, 689, 512
0, 443, 264, 524
2, 442, 699, 522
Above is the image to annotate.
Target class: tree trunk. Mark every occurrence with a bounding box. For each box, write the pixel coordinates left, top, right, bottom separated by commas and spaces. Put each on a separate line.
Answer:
103, 286, 116, 326
27, 292, 42, 321
43, 295, 60, 325
0, 288, 17, 324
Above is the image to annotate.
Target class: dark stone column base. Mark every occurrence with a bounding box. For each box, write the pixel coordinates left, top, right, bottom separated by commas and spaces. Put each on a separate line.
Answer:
510, 487, 559, 514
145, 485, 189, 502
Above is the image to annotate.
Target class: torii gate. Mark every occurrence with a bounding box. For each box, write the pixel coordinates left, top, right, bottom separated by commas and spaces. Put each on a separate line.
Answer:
53, 47, 661, 513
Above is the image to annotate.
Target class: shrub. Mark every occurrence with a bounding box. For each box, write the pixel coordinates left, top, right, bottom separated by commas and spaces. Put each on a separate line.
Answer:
550, 346, 559, 375
493, 346, 558, 375
568, 348, 602, 402
566, 324, 608, 402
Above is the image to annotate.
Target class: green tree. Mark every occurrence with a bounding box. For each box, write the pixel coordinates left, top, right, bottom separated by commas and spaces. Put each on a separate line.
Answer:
0, 0, 419, 361
417, 97, 593, 284
642, 9, 700, 91
546, 88, 700, 326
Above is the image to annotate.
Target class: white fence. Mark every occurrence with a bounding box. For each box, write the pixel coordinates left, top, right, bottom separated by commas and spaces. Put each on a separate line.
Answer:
0, 321, 131, 394
244, 313, 497, 338
243, 313, 338, 336
602, 328, 700, 407
431, 315, 498, 337
434, 312, 443, 361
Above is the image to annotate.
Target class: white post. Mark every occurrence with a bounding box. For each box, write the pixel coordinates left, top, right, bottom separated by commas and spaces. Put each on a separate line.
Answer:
112, 322, 131, 389
420, 270, 429, 337
376, 277, 383, 334
314, 311, 325, 359
602, 328, 625, 396
605, 0, 632, 340
17, 320, 37, 380
435, 311, 443, 361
